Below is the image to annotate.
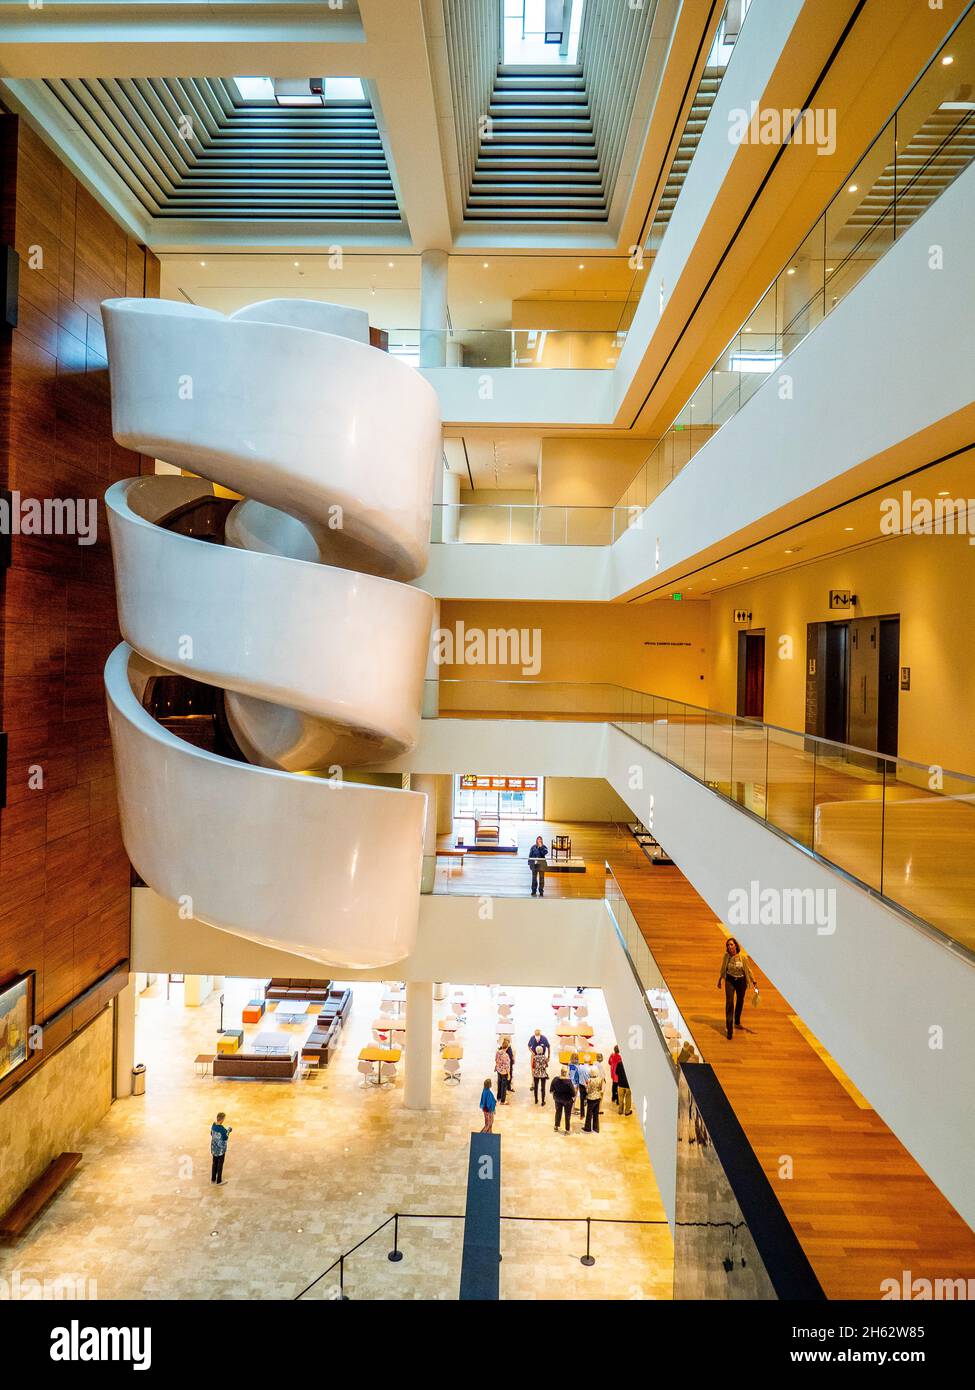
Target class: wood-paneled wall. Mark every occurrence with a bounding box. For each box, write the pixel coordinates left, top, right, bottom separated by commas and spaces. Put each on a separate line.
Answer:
0, 114, 158, 1065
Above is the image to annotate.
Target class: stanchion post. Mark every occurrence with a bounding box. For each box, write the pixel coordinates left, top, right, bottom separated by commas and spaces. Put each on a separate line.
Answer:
388, 1212, 403, 1262
581, 1216, 595, 1267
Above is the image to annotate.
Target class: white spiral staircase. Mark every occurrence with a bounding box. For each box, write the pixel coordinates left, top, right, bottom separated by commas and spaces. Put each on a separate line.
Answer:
101, 297, 440, 968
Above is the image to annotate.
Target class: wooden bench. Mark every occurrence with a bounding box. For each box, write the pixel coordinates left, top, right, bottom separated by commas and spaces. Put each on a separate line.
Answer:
435, 847, 467, 870
0, 1152, 81, 1241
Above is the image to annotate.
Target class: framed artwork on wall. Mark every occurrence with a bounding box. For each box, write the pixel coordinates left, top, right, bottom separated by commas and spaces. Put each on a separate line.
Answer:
0, 971, 35, 1084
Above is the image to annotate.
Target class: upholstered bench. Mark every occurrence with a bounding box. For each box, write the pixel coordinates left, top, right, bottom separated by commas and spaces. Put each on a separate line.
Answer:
242, 1000, 265, 1024
217, 1029, 243, 1054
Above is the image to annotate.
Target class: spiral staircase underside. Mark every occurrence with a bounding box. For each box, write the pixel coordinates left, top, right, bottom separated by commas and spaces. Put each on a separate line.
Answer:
102, 297, 441, 968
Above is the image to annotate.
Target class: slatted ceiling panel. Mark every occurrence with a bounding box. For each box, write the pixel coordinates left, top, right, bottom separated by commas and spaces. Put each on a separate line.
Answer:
41, 76, 401, 221
467, 64, 607, 221
653, 66, 724, 231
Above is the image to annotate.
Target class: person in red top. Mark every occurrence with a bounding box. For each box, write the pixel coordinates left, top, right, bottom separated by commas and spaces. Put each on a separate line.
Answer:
608, 1045, 622, 1106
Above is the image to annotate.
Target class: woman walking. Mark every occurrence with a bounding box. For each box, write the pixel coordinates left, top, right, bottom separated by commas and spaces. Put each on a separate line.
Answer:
717, 935, 755, 1039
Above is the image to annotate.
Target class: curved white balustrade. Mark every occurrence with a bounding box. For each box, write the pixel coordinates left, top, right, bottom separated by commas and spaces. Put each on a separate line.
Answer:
102, 298, 440, 967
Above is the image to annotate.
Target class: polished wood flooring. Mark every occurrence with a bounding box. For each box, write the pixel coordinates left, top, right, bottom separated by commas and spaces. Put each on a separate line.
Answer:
435, 819, 975, 1298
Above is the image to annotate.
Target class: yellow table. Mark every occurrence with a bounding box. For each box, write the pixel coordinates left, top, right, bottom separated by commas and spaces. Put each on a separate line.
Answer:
442, 1044, 464, 1060
559, 1049, 598, 1065
359, 1046, 402, 1063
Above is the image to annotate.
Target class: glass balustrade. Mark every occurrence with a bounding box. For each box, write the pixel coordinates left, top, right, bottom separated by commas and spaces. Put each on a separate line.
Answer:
392, 327, 626, 370
613, 2, 975, 530
431, 502, 616, 545
421, 678, 975, 957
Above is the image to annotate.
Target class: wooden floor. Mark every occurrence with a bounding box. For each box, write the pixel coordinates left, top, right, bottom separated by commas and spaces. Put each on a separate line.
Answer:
434, 819, 620, 897
435, 819, 975, 1298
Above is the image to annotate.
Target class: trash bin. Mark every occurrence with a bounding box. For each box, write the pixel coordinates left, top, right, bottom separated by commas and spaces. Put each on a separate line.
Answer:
131, 1063, 146, 1096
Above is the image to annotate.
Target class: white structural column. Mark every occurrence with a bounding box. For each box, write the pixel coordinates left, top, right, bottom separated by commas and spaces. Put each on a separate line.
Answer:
423, 599, 441, 716
113, 973, 137, 1098
404, 981, 434, 1109
420, 248, 449, 367
413, 773, 439, 892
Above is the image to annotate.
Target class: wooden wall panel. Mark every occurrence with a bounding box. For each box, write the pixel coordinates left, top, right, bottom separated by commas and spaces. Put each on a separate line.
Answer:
0, 114, 160, 1035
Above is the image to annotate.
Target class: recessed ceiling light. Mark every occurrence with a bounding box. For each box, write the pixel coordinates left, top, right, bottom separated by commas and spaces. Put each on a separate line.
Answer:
826, 266, 833, 274
848, 183, 858, 193
787, 267, 796, 275
578, 263, 585, 270
388, 261, 394, 268
742, 566, 749, 570
293, 261, 300, 267
199, 261, 206, 267
784, 548, 794, 554
844, 526, 854, 531
942, 54, 954, 66
744, 326, 751, 333
482, 262, 489, 269
938, 489, 950, 496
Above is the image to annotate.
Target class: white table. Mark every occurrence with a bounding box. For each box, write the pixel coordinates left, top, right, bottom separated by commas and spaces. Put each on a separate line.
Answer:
253, 1032, 293, 1054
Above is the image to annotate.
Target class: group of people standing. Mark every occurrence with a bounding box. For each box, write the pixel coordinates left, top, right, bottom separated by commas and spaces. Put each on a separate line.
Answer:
479, 1030, 633, 1136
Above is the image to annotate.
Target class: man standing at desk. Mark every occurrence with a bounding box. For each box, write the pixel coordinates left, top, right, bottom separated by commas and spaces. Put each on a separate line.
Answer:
528, 835, 549, 897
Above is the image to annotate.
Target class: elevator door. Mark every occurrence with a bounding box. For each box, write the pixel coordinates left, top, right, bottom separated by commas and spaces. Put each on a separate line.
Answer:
847, 617, 880, 751
877, 617, 900, 757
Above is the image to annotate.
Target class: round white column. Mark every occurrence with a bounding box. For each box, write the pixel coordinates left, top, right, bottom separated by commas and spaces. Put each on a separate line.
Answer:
404, 981, 434, 1109
420, 248, 449, 367
413, 773, 438, 892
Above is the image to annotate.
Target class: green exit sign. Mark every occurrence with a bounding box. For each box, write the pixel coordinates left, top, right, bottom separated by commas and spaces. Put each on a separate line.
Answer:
671, 592, 683, 601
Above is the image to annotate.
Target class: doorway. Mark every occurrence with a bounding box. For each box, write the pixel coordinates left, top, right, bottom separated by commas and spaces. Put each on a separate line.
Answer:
805, 614, 899, 754
736, 630, 766, 719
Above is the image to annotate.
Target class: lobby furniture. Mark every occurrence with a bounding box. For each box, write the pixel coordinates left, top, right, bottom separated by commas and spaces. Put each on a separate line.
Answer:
302, 1018, 340, 1067
551, 834, 572, 862
316, 988, 352, 1030
252, 1031, 292, 1054
443, 1058, 461, 1084
474, 815, 500, 843
357, 1059, 377, 1087
380, 1061, 398, 1086
435, 847, 467, 871
274, 1000, 311, 1024
212, 1051, 298, 1081
217, 1029, 243, 1054
1, 1153, 82, 1242
194, 1053, 216, 1078
263, 978, 332, 1004
242, 999, 265, 1024
358, 1045, 401, 1086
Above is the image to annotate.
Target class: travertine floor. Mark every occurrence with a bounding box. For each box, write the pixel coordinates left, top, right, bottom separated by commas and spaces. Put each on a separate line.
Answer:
0, 978, 673, 1301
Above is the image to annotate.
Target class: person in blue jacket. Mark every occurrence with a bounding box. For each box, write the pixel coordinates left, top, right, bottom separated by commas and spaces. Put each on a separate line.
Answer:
210, 1113, 232, 1184
479, 1078, 497, 1132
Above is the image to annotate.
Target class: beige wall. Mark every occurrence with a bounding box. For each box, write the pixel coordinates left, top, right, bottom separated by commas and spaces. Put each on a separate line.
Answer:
439, 599, 710, 702
539, 436, 648, 507
544, 777, 633, 822
0, 1008, 114, 1213
708, 530, 975, 770
511, 298, 625, 331
456, 488, 538, 543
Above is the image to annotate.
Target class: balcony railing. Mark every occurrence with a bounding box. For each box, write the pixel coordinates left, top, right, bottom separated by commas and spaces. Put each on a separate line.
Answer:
393, 326, 625, 370
432, 501, 619, 545
423, 678, 975, 959
614, 1, 975, 529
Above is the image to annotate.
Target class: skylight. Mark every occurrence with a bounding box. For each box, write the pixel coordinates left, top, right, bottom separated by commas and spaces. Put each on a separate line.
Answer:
232, 76, 365, 106
502, 0, 585, 67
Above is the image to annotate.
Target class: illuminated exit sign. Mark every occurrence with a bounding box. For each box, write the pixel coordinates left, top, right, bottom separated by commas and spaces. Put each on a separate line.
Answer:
671, 592, 683, 601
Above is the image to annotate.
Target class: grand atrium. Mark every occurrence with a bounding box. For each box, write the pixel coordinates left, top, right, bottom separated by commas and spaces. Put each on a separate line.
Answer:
0, 0, 973, 1355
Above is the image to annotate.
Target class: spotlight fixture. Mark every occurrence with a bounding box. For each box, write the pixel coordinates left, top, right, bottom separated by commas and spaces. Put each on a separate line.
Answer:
942, 54, 954, 66
848, 183, 858, 193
